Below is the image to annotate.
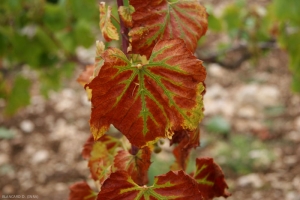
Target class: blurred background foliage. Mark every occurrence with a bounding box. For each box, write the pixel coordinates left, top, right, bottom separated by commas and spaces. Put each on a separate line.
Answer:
202, 0, 300, 90
0, 0, 100, 115
0, 0, 299, 116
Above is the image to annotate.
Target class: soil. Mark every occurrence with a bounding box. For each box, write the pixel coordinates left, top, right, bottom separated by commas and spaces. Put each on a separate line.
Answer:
1, 1, 300, 200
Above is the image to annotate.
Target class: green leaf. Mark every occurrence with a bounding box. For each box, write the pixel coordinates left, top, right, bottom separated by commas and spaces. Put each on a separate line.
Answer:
74, 20, 95, 47
208, 13, 222, 32
292, 75, 300, 92
222, 4, 244, 36
43, 3, 67, 31
5, 76, 31, 115
272, 0, 300, 24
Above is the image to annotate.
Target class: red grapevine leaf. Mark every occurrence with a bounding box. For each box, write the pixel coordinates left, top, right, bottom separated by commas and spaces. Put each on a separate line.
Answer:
193, 157, 231, 199
82, 135, 95, 160
77, 65, 95, 86
171, 128, 200, 148
170, 128, 201, 170
88, 142, 112, 182
68, 182, 97, 200
99, 2, 119, 42
97, 170, 203, 200
171, 139, 192, 171
87, 135, 121, 182
118, 5, 135, 28
82, 134, 121, 160
88, 38, 206, 147
94, 41, 105, 77
114, 147, 151, 186
129, 0, 208, 58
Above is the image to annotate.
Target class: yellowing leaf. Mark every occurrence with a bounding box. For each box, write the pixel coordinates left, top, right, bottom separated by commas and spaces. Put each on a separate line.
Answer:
114, 147, 151, 186
82, 134, 121, 160
118, 5, 135, 28
94, 40, 105, 77
97, 170, 203, 199
87, 135, 121, 183
129, 0, 208, 58
99, 2, 119, 42
77, 65, 95, 86
88, 39, 206, 147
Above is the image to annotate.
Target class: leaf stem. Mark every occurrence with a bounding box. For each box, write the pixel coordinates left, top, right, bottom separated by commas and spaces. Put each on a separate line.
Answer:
131, 145, 139, 155
111, 14, 120, 25
117, 0, 129, 57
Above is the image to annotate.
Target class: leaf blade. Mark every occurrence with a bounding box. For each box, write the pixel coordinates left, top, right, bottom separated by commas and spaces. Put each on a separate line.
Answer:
97, 170, 203, 200
129, 0, 208, 58
193, 157, 231, 199
99, 2, 119, 42
88, 39, 206, 147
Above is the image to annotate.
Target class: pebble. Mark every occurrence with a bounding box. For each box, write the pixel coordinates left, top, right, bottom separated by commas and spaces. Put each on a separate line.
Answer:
20, 120, 34, 133
31, 150, 49, 164
207, 63, 227, 78
295, 116, 300, 131
237, 173, 264, 188
0, 153, 9, 165
237, 105, 257, 118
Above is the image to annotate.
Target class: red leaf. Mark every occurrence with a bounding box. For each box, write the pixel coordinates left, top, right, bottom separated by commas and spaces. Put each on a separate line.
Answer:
88, 142, 112, 182
97, 170, 203, 200
87, 135, 121, 183
77, 65, 95, 86
82, 134, 121, 160
129, 0, 208, 58
193, 158, 231, 199
82, 135, 95, 160
68, 182, 97, 200
88, 38, 206, 147
170, 128, 200, 170
114, 147, 151, 186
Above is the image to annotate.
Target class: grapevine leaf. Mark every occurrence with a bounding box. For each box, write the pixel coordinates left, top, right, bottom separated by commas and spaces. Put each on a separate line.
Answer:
171, 128, 200, 170
94, 40, 105, 77
129, 0, 208, 58
68, 182, 97, 200
118, 5, 135, 28
97, 170, 203, 199
87, 136, 122, 183
5, 76, 31, 115
77, 41, 105, 99
114, 147, 151, 186
88, 142, 112, 182
82, 134, 121, 160
77, 65, 95, 86
171, 127, 200, 148
88, 38, 206, 147
193, 157, 231, 199
99, 2, 119, 42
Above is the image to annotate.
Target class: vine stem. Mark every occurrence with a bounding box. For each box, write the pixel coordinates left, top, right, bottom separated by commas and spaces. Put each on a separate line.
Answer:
117, 0, 138, 155
117, 0, 129, 58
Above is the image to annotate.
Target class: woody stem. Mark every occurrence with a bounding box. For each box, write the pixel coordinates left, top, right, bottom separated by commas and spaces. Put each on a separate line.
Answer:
117, 0, 129, 58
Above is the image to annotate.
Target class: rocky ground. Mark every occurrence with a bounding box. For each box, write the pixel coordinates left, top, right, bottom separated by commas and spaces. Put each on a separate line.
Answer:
1, 0, 300, 199
1, 45, 300, 200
